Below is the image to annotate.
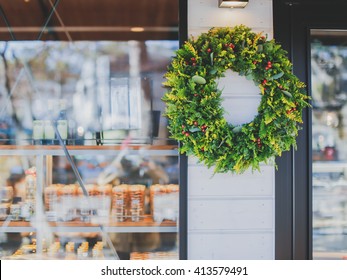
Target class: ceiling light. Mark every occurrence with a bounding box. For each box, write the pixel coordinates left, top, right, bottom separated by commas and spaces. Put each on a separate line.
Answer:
218, 0, 248, 8
130, 27, 145, 32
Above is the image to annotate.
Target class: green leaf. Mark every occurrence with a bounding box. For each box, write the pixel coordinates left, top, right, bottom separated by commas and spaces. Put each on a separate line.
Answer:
232, 126, 242, 133
257, 44, 263, 52
265, 43, 273, 51
189, 127, 201, 133
282, 90, 293, 98
265, 114, 274, 124
246, 73, 253, 80
269, 72, 284, 80
192, 75, 206, 85
210, 69, 217, 75
210, 52, 214, 66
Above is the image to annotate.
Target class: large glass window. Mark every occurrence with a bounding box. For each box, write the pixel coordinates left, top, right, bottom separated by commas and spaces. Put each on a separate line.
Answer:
0, 0, 180, 260
311, 30, 347, 260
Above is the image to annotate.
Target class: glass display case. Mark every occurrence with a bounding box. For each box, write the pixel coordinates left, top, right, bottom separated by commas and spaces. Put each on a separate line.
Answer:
0, 37, 181, 259
0, 145, 179, 260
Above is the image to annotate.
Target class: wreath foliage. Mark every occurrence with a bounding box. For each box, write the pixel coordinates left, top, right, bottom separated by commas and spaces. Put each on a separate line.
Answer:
163, 25, 310, 174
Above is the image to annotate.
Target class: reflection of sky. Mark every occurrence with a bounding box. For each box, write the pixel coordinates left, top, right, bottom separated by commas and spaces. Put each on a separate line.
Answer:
0, 40, 179, 72
1, 40, 179, 58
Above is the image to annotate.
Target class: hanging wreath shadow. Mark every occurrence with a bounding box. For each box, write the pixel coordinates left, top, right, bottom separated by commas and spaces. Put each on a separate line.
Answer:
162, 25, 310, 174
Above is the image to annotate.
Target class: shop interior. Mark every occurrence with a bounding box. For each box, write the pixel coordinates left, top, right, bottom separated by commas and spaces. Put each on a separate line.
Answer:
0, 0, 180, 260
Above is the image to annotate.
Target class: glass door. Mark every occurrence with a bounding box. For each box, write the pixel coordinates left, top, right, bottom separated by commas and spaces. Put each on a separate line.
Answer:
311, 30, 347, 260
274, 0, 347, 260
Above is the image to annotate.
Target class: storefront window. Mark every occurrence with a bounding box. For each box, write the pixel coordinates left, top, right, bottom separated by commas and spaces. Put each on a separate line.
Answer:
0, 0, 180, 260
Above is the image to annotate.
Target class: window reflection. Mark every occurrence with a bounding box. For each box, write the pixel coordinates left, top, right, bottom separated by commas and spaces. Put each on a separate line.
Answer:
311, 30, 347, 260
0, 40, 179, 145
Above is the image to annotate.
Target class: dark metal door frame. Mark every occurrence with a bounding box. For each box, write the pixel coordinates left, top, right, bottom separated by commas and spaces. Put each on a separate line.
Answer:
274, 0, 347, 260
178, 0, 188, 260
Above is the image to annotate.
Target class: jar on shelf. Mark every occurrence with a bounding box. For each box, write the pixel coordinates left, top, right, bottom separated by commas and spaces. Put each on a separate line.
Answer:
77, 242, 89, 259
128, 184, 146, 222
65, 242, 76, 260
0, 203, 10, 220
59, 184, 78, 221
10, 204, 21, 221
112, 184, 129, 222
44, 185, 59, 211
92, 241, 104, 259
0, 186, 14, 203
97, 184, 112, 221
150, 184, 179, 223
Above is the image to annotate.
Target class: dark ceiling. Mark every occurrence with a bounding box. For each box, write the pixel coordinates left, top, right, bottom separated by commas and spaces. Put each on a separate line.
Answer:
0, 0, 179, 41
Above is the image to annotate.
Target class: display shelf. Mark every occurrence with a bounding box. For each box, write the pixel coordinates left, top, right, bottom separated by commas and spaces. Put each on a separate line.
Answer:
0, 143, 180, 258
313, 251, 347, 260
0, 145, 178, 156
313, 220, 347, 229
313, 161, 347, 173
313, 193, 347, 199
0, 216, 177, 233
0, 222, 35, 233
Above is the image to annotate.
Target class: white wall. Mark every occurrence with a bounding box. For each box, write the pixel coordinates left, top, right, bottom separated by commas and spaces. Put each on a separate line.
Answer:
187, 0, 275, 260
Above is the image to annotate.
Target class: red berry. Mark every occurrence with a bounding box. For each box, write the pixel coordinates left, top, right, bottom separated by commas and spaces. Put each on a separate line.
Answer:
207, 48, 211, 53
185, 132, 190, 137
278, 85, 283, 89
194, 121, 198, 126
191, 57, 196, 61
262, 79, 267, 85
192, 63, 196, 66
182, 131, 185, 134
201, 147, 205, 151
194, 93, 198, 97
265, 66, 269, 70
182, 125, 185, 128
253, 61, 257, 64
229, 43, 235, 49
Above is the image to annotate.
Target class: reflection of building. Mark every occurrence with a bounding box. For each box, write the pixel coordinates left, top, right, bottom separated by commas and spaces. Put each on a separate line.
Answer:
0, 40, 178, 144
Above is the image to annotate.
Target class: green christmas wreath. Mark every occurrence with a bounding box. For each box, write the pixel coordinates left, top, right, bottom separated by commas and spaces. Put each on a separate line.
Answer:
162, 25, 310, 174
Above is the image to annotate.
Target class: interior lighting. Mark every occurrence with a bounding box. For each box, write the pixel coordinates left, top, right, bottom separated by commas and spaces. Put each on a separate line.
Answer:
130, 27, 145, 32
218, 0, 248, 8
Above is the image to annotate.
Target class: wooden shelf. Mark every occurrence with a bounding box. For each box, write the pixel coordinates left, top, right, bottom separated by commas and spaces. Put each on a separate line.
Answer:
313, 161, 347, 173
